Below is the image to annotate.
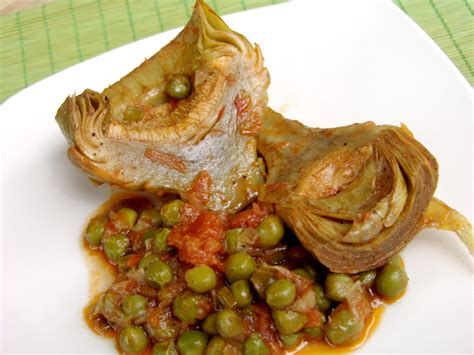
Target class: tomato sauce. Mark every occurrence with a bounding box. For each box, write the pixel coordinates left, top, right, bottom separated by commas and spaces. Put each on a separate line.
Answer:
82, 193, 406, 355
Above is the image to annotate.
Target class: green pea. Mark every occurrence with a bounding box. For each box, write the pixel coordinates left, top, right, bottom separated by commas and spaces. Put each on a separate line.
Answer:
387, 255, 403, 268
153, 228, 172, 252
272, 310, 308, 335
312, 284, 331, 312
152, 341, 179, 355
166, 74, 192, 100
325, 273, 354, 302
303, 263, 320, 280
326, 308, 364, 346
117, 255, 132, 272
292, 268, 312, 280
161, 200, 184, 227
242, 333, 269, 355
279, 333, 303, 348
206, 335, 226, 355
122, 294, 147, 317
119, 326, 148, 354
375, 264, 408, 298
144, 228, 158, 241
265, 279, 296, 310
123, 107, 144, 122
173, 293, 200, 322
139, 208, 162, 226
185, 265, 217, 293
85, 216, 107, 246
216, 309, 246, 341
104, 234, 129, 262
303, 326, 324, 339
256, 215, 285, 248
358, 270, 377, 288
115, 207, 138, 230
230, 280, 252, 308
145, 260, 173, 289
177, 330, 208, 355
202, 313, 218, 335
225, 252, 256, 282
225, 228, 244, 254
139, 252, 160, 270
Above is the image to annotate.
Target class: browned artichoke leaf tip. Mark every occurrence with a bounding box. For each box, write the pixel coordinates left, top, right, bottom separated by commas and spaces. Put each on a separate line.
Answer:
55, 0, 270, 213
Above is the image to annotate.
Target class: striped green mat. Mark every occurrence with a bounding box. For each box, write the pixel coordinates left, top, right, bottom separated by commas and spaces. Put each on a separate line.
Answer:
0, 0, 472, 103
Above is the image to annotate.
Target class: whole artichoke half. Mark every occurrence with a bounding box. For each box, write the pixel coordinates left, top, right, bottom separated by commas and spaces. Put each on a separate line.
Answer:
56, 0, 269, 212
257, 108, 472, 273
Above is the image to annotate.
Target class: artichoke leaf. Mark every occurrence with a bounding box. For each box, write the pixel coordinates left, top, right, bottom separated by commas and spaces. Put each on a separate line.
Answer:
306, 151, 392, 219
340, 155, 408, 244
257, 108, 439, 273
55, 0, 269, 212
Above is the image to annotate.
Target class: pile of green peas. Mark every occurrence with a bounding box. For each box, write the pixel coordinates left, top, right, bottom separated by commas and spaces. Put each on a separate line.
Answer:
292, 255, 409, 346
86, 198, 409, 354
85, 198, 183, 265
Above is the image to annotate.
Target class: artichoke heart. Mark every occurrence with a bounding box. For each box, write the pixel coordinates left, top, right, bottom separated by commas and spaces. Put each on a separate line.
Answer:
257, 108, 440, 273
55, 0, 269, 212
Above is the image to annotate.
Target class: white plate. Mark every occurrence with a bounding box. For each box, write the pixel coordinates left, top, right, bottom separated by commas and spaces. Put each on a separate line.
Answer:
1, 0, 472, 353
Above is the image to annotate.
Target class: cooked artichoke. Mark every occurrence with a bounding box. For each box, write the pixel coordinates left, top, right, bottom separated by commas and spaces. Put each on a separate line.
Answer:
55, 0, 269, 212
257, 108, 472, 273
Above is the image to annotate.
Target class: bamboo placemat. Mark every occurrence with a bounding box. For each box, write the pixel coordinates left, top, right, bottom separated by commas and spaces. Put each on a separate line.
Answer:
0, 0, 472, 103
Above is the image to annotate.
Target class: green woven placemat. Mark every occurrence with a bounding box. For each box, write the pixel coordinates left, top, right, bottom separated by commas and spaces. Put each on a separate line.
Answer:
0, 0, 472, 103
0, 0, 286, 103
395, 0, 473, 84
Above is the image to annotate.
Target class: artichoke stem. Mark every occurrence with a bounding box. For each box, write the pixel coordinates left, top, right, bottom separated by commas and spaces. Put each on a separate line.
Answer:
422, 197, 473, 255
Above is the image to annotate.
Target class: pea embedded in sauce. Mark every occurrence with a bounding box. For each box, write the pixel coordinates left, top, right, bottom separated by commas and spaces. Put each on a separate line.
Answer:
272, 310, 308, 335
325, 273, 354, 302
265, 279, 296, 310
225, 252, 256, 282
161, 199, 184, 227
256, 215, 285, 248
119, 326, 148, 354
145, 260, 173, 289
205, 335, 226, 355
104, 234, 129, 262
152, 341, 179, 355
138, 208, 162, 226
230, 279, 252, 308
84, 197, 406, 355
375, 264, 408, 298
122, 294, 147, 317
114, 207, 138, 230
173, 293, 205, 323
242, 333, 269, 355
86, 216, 107, 246
177, 330, 208, 355
185, 265, 217, 293
326, 308, 364, 346
216, 309, 246, 342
